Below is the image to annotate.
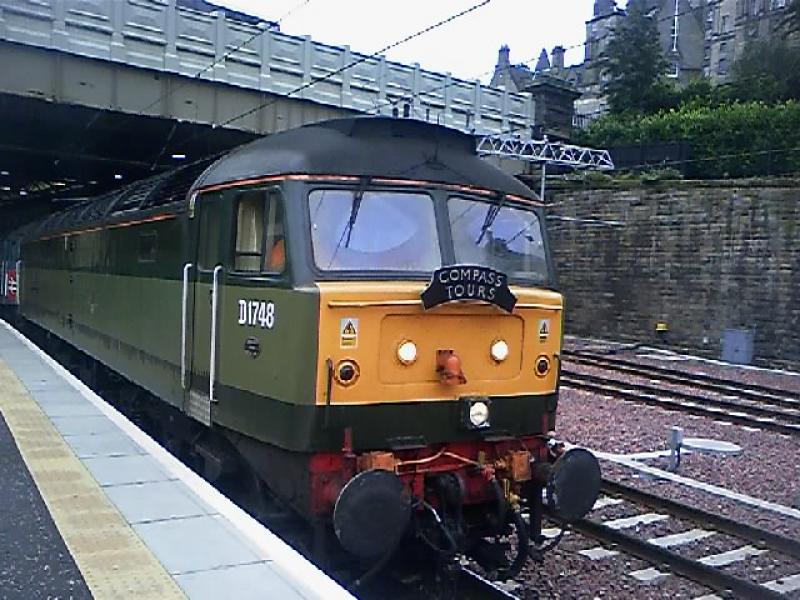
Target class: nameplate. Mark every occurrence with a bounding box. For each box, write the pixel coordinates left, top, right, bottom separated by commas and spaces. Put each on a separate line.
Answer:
421, 265, 516, 313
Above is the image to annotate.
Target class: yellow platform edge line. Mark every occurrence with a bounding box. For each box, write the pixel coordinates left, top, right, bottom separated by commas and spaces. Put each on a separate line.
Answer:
0, 361, 186, 599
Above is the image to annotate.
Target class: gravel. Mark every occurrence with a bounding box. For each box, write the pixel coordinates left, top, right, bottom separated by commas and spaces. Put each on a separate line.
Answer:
556, 377, 800, 509
528, 342, 800, 598
513, 529, 715, 599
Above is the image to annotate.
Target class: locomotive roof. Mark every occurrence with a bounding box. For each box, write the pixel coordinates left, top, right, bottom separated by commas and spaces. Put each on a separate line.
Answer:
194, 117, 535, 199
13, 118, 536, 241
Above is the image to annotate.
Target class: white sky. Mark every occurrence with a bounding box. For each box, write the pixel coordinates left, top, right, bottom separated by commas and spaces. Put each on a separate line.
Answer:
217, 0, 629, 83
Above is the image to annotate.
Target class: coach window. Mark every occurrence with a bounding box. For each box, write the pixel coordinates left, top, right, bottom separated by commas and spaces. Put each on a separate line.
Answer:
138, 231, 157, 263
233, 189, 285, 273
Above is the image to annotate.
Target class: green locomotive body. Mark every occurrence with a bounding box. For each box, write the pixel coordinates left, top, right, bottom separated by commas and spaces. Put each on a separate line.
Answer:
7, 117, 600, 569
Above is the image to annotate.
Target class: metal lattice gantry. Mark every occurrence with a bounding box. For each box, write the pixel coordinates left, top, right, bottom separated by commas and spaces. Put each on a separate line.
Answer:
476, 135, 615, 171
476, 133, 614, 201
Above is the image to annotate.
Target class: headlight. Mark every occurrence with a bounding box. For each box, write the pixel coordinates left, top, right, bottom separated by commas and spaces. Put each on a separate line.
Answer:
469, 400, 490, 428
490, 339, 509, 362
397, 340, 417, 365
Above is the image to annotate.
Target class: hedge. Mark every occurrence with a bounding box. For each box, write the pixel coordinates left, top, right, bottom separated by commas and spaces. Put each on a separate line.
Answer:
577, 101, 800, 179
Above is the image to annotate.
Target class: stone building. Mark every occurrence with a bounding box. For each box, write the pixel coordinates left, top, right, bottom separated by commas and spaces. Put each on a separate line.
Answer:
489, 46, 581, 138
488, 0, 796, 131
573, 0, 706, 124
582, 0, 627, 90
705, 0, 796, 81
490, 46, 580, 138
635, 0, 707, 82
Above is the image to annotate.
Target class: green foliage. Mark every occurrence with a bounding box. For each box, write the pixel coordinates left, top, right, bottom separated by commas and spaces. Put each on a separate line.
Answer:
583, 171, 614, 184
601, 2, 668, 115
578, 101, 800, 179
639, 167, 683, 183
725, 40, 800, 104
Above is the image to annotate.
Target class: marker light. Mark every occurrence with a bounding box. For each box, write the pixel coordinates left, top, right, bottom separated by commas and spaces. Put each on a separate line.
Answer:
490, 339, 509, 362
469, 401, 490, 428
536, 355, 551, 377
397, 340, 418, 365
335, 360, 360, 386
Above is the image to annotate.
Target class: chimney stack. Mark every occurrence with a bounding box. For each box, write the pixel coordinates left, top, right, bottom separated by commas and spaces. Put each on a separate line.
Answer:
497, 45, 511, 67
551, 46, 565, 70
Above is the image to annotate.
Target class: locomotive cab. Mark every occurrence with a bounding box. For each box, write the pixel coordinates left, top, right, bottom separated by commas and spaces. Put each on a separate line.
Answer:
182, 117, 601, 571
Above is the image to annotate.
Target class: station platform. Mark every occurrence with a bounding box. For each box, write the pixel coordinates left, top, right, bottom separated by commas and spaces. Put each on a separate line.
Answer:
0, 320, 353, 600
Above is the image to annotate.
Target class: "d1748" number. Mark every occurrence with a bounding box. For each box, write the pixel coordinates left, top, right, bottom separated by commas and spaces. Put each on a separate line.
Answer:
238, 299, 275, 329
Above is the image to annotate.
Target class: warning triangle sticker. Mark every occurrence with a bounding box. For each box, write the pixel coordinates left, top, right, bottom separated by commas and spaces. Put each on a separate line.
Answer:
540, 322, 549, 336
342, 321, 357, 336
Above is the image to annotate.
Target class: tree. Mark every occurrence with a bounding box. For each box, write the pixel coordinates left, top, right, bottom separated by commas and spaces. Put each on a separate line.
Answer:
726, 40, 800, 103
600, 1, 669, 114
778, 0, 800, 38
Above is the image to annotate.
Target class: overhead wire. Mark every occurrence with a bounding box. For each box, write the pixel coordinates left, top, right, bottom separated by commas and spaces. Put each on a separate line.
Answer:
368, 1, 717, 135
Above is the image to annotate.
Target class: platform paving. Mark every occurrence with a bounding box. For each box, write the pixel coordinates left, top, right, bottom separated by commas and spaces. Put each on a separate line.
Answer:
0, 413, 91, 600
0, 320, 353, 600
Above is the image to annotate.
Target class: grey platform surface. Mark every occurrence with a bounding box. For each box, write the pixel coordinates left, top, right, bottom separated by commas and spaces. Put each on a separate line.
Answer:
0, 323, 351, 600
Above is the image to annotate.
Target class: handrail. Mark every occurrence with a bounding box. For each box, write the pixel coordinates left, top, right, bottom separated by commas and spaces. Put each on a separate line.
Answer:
210, 265, 223, 403
180, 262, 192, 390
14, 259, 21, 304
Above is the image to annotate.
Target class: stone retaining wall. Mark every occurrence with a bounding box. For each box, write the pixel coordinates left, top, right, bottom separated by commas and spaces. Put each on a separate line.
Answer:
548, 180, 800, 368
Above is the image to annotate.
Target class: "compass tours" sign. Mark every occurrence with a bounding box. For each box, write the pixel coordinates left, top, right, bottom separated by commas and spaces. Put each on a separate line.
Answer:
421, 265, 517, 313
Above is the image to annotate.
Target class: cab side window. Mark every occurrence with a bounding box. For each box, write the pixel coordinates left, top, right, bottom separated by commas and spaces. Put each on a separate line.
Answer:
198, 193, 223, 270
233, 189, 285, 273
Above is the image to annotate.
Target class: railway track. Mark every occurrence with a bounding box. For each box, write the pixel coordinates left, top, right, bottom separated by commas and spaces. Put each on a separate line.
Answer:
561, 369, 800, 436
571, 479, 800, 599
563, 349, 800, 409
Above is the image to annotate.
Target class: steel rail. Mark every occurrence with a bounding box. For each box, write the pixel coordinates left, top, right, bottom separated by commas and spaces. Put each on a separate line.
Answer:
564, 349, 800, 406
561, 374, 800, 436
600, 479, 800, 561
456, 567, 520, 600
571, 518, 785, 599
563, 369, 800, 424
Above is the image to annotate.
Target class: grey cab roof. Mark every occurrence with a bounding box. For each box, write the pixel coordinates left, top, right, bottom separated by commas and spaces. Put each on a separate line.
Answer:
193, 117, 536, 199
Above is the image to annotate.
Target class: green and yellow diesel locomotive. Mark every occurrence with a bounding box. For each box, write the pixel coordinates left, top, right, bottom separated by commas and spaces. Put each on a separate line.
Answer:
7, 117, 600, 574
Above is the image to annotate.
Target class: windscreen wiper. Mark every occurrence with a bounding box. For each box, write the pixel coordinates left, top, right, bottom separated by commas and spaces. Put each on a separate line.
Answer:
344, 177, 369, 248
476, 193, 506, 245
326, 178, 370, 269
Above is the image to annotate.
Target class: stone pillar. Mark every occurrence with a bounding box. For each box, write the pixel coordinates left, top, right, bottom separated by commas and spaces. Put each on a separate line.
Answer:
164, 0, 179, 71
525, 76, 580, 139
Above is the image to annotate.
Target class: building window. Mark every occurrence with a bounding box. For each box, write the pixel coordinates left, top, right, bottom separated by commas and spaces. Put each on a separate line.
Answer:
718, 56, 729, 75
774, 0, 786, 8
668, 61, 680, 78
721, 15, 729, 31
